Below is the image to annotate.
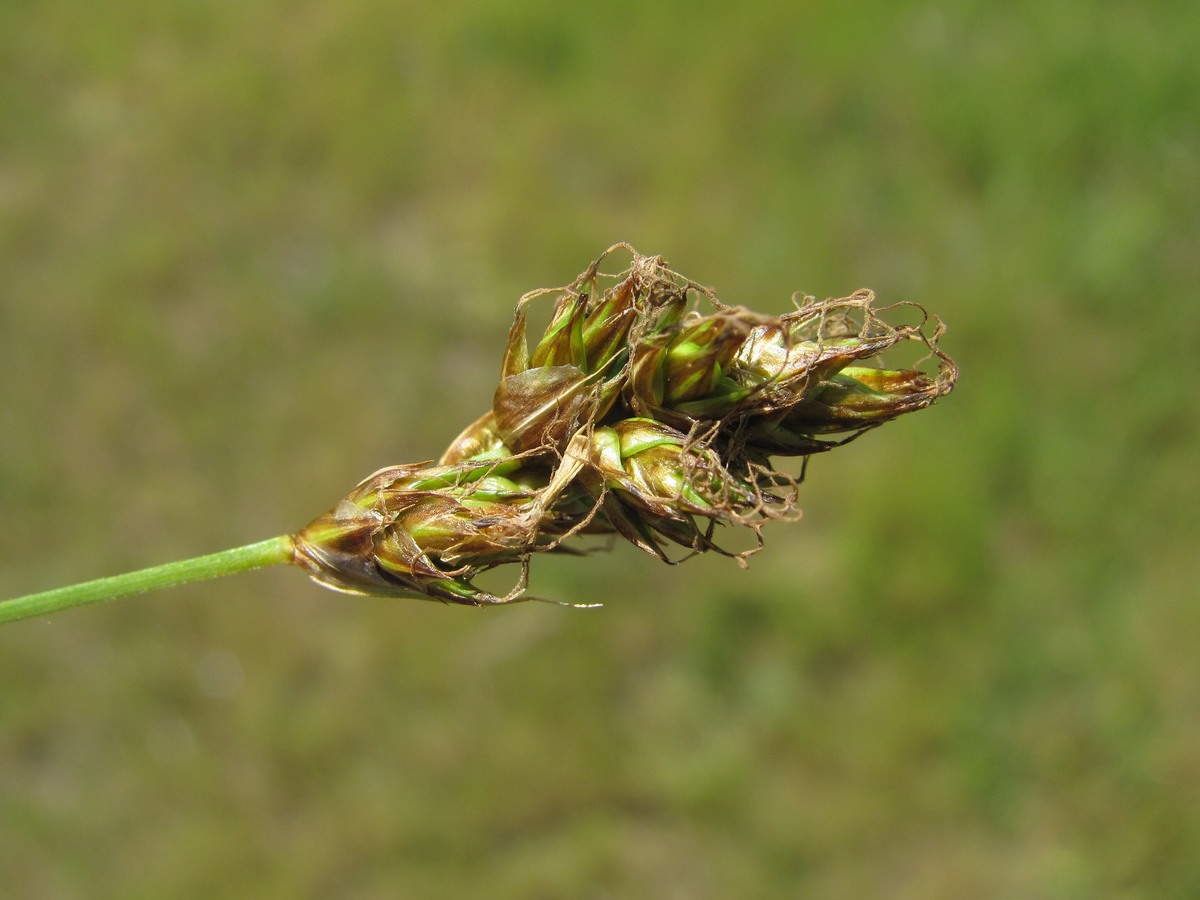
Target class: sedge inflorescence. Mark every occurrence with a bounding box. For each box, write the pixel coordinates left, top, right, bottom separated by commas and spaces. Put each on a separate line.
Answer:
291, 244, 958, 606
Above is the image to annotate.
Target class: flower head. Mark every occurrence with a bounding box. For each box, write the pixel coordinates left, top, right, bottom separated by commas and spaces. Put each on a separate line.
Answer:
297, 246, 957, 606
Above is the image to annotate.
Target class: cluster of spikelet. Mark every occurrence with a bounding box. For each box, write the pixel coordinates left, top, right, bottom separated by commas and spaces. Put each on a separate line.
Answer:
290, 245, 958, 606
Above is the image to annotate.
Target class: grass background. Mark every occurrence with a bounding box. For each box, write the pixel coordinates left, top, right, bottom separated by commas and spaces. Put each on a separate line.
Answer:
2, 1, 1198, 897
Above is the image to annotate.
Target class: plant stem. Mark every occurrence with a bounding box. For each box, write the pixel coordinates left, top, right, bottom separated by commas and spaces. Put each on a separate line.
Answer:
0, 535, 296, 625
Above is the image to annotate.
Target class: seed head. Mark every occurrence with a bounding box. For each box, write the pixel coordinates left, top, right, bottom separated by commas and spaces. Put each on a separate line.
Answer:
296, 246, 957, 607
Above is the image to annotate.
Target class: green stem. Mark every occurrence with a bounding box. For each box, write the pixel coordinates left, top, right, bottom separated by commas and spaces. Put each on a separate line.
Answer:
0, 535, 296, 625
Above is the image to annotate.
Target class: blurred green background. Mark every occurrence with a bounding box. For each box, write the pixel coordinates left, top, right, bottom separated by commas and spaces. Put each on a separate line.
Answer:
2, 1, 1197, 897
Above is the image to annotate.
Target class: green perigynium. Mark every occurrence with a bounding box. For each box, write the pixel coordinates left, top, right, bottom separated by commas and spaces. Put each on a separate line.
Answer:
0, 244, 957, 622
